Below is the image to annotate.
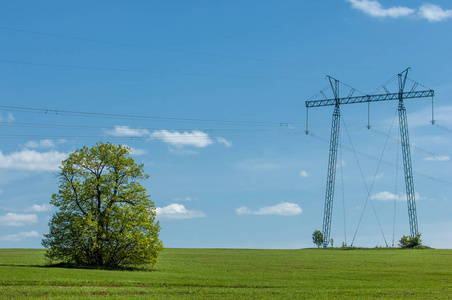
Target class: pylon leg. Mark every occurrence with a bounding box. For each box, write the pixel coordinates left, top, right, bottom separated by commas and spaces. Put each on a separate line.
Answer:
322, 105, 340, 247
398, 101, 419, 237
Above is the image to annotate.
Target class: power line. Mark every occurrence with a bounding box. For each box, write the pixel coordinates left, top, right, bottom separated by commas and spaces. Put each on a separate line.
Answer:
0, 121, 293, 133
434, 123, 452, 135
342, 116, 389, 247
0, 59, 319, 81
0, 27, 305, 65
0, 26, 392, 71
370, 128, 452, 164
0, 132, 302, 140
0, 105, 429, 130
0, 104, 302, 127
308, 133, 452, 187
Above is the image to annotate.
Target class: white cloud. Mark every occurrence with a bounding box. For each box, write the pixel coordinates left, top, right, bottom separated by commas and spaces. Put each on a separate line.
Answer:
24, 203, 53, 212
216, 137, 232, 147
419, 3, 452, 22
150, 130, 213, 148
346, 0, 414, 18
370, 191, 399, 201
236, 206, 253, 215
107, 126, 150, 137
299, 170, 310, 178
409, 105, 452, 127
129, 147, 147, 156
0, 213, 38, 226
0, 149, 68, 171
234, 160, 282, 171
370, 191, 423, 202
168, 147, 198, 155
107, 127, 216, 153
376, 173, 384, 180
248, 163, 281, 170
174, 197, 196, 202
0, 231, 40, 241
0, 112, 14, 123
156, 203, 206, 220
347, 1, 452, 22
117, 144, 147, 156
236, 202, 303, 216
424, 155, 450, 161
25, 139, 56, 149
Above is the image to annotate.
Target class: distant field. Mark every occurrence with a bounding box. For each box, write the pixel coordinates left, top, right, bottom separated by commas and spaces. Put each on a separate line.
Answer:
0, 248, 451, 299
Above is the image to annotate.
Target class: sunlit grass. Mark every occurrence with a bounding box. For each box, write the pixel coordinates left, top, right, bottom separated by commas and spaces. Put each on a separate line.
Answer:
0, 248, 451, 298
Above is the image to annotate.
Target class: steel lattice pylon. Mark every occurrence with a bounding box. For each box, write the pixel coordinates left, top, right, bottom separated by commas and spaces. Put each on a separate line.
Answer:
306, 68, 431, 245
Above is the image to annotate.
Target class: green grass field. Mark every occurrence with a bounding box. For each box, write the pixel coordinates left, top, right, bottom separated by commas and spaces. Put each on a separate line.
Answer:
0, 248, 451, 299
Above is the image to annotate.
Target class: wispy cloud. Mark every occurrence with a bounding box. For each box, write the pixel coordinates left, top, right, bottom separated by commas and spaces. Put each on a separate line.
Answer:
106, 126, 150, 137
0, 231, 40, 241
156, 203, 206, 220
347, 0, 414, 18
236, 202, 302, 216
129, 147, 147, 156
346, 0, 452, 22
25, 139, 55, 149
370, 191, 399, 201
25, 139, 67, 149
168, 147, 198, 155
234, 159, 282, 171
109, 127, 214, 148
409, 105, 452, 127
0, 149, 68, 171
0, 213, 38, 226
107, 126, 230, 153
24, 203, 53, 212
173, 197, 197, 202
150, 130, 213, 148
370, 191, 424, 202
216, 137, 232, 147
299, 170, 310, 178
0, 112, 14, 123
424, 155, 450, 161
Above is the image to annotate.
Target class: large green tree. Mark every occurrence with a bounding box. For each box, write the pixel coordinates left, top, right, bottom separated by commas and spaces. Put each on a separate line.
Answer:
42, 142, 163, 268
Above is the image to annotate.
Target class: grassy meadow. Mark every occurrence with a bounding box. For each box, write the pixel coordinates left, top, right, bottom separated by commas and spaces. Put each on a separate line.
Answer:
0, 248, 451, 299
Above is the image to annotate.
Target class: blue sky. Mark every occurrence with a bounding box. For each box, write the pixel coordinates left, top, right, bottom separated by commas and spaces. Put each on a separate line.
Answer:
0, 0, 451, 249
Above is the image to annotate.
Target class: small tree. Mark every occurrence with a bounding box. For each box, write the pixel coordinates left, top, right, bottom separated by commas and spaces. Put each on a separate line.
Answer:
399, 233, 422, 249
312, 230, 323, 248
42, 142, 163, 268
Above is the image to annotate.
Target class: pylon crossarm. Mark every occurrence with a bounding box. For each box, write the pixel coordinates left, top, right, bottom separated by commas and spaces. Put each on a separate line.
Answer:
306, 90, 434, 108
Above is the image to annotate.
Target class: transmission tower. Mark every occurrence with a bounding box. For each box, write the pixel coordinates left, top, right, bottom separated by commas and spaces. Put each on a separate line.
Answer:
305, 68, 434, 247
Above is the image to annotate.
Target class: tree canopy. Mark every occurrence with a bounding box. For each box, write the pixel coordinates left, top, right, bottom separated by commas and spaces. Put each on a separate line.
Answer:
312, 230, 323, 248
399, 233, 422, 249
42, 142, 163, 268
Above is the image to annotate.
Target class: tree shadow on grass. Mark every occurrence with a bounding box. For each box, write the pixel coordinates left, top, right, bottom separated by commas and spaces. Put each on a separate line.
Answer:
47, 262, 159, 272
0, 263, 158, 272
